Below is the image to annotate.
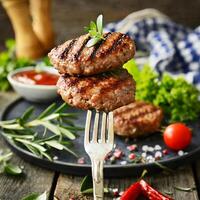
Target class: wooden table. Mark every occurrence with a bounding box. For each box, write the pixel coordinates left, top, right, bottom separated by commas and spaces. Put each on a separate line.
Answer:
0, 92, 200, 200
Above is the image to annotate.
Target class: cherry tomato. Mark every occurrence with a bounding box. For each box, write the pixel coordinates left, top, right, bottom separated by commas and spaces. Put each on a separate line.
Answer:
163, 123, 192, 150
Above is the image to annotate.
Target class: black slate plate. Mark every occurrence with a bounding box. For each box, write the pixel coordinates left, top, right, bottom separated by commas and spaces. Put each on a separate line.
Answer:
1, 98, 200, 177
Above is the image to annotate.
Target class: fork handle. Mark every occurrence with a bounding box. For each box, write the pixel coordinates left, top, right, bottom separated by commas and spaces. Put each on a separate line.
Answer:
91, 159, 104, 200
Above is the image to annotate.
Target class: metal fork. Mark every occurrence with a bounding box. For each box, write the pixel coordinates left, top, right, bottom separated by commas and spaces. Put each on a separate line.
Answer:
84, 110, 114, 200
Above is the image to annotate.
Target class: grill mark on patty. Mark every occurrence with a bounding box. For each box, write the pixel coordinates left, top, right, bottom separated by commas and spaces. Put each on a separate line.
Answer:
61, 71, 132, 96
114, 103, 159, 120
99, 76, 131, 95
115, 34, 126, 47
60, 39, 77, 59
73, 35, 91, 61
114, 102, 146, 117
90, 32, 112, 59
103, 34, 124, 55
129, 109, 161, 124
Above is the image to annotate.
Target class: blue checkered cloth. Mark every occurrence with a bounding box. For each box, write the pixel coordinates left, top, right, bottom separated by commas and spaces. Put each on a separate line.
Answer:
105, 17, 200, 89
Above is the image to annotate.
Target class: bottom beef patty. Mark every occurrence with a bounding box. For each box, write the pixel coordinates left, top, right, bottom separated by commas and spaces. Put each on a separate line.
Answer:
113, 101, 163, 138
57, 69, 135, 112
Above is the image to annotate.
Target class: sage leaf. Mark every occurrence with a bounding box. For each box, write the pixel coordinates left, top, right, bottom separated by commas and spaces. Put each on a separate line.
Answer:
4, 163, 22, 175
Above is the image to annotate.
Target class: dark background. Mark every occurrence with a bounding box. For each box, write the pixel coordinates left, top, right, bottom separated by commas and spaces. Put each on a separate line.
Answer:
1, 0, 200, 50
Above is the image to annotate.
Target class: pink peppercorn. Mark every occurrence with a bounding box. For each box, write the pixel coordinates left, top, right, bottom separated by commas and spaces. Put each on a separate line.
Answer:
162, 149, 169, 155
112, 188, 119, 197
113, 149, 123, 159
127, 144, 137, 151
128, 153, 136, 160
77, 157, 85, 164
105, 151, 113, 160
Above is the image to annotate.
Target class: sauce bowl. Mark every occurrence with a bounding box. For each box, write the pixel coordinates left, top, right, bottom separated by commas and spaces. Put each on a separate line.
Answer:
7, 66, 59, 103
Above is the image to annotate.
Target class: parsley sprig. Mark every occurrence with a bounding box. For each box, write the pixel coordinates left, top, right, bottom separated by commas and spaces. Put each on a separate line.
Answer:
0, 103, 83, 161
85, 14, 105, 47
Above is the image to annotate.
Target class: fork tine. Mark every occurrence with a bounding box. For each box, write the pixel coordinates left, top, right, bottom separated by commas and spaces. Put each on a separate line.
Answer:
84, 110, 92, 145
107, 112, 114, 144
101, 112, 107, 143
92, 111, 99, 142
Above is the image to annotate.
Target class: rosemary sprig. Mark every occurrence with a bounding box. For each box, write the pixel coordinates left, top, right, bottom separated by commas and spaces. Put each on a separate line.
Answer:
0, 103, 82, 160
85, 14, 105, 47
21, 191, 47, 200
0, 151, 23, 175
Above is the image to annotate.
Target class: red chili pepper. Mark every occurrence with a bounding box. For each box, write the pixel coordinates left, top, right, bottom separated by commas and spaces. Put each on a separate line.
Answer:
120, 182, 142, 200
140, 180, 173, 200
120, 179, 173, 200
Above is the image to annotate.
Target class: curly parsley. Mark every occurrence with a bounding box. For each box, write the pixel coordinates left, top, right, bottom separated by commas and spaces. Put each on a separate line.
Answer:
123, 59, 200, 122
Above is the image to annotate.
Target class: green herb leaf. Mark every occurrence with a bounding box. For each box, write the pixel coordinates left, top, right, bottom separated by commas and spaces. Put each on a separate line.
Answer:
80, 176, 94, 194
15, 138, 47, 152
37, 103, 57, 119
59, 126, 76, 140
21, 107, 34, 123
0, 152, 13, 163
40, 121, 61, 136
154, 161, 175, 174
4, 163, 22, 175
123, 60, 200, 122
21, 191, 47, 200
21, 193, 39, 200
174, 186, 196, 192
54, 103, 68, 113
85, 14, 104, 47
45, 140, 64, 150
0, 103, 79, 160
86, 37, 101, 47
80, 176, 109, 194
96, 14, 103, 35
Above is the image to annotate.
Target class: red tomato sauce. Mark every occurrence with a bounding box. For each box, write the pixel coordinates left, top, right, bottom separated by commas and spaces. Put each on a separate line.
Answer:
13, 70, 59, 86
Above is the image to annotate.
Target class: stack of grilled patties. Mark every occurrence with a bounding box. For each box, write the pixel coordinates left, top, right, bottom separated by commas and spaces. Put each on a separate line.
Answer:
48, 32, 136, 112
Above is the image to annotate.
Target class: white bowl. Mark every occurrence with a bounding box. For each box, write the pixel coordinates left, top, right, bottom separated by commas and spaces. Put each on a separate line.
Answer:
7, 66, 59, 103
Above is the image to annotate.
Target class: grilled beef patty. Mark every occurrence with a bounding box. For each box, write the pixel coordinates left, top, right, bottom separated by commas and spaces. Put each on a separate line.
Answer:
57, 69, 135, 112
48, 32, 135, 76
113, 101, 163, 138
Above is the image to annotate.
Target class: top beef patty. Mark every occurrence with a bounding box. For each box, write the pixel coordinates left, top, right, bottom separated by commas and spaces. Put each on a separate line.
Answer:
48, 32, 135, 76
57, 69, 135, 112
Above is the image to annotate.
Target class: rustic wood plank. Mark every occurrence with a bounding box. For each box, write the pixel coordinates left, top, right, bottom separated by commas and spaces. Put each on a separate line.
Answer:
54, 165, 199, 200
193, 161, 200, 197
0, 92, 56, 200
